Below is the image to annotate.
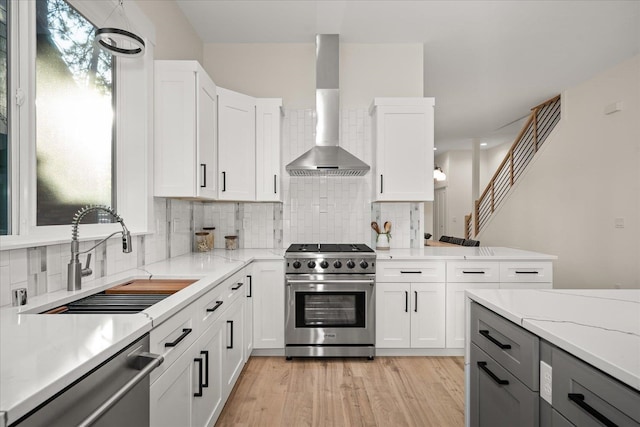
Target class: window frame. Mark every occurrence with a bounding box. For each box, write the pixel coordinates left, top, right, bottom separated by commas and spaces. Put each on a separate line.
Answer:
1, 0, 155, 249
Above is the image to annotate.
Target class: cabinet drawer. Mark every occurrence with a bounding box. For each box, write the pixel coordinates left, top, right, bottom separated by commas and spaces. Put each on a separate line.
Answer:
470, 343, 539, 427
198, 284, 227, 326
471, 302, 539, 390
150, 304, 198, 382
552, 346, 640, 426
377, 261, 445, 282
447, 261, 499, 283
500, 262, 553, 283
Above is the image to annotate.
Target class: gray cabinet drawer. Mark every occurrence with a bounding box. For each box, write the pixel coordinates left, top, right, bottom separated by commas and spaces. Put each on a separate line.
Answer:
471, 343, 539, 427
552, 347, 640, 427
471, 302, 539, 390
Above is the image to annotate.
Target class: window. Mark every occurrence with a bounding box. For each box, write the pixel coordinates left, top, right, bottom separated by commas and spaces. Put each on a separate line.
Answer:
35, 0, 114, 226
1, 0, 153, 245
1, 0, 8, 235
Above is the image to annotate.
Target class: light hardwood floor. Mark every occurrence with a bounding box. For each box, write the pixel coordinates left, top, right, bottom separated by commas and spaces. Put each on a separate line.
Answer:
215, 356, 465, 427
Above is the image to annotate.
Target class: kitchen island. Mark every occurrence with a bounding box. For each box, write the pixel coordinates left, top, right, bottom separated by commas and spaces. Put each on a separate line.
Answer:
465, 289, 640, 426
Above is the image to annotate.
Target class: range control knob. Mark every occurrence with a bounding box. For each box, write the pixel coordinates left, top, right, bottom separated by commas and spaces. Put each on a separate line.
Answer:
292, 260, 302, 269
307, 261, 316, 269
346, 260, 356, 269
320, 260, 329, 269
333, 260, 342, 269
359, 260, 369, 269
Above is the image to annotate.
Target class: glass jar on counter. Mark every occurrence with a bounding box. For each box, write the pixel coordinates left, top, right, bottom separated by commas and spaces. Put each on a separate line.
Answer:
225, 235, 238, 250
194, 231, 211, 252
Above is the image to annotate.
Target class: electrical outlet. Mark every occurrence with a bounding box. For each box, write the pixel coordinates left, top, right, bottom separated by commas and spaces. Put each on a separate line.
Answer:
540, 361, 552, 404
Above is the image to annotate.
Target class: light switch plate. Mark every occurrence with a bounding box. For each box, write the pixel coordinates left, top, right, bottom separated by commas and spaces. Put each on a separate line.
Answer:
540, 361, 552, 404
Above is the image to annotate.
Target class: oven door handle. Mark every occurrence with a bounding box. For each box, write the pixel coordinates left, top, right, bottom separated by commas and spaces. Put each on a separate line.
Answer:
286, 279, 375, 286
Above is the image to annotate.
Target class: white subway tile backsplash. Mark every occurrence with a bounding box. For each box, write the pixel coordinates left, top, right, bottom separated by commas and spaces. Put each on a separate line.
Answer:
9, 249, 28, 285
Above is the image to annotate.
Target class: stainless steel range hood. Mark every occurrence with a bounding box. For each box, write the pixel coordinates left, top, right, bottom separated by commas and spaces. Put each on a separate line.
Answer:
286, 34, 370, 177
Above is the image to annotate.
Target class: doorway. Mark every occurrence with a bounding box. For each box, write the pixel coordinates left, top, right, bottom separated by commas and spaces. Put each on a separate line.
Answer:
434, 187, 447, 241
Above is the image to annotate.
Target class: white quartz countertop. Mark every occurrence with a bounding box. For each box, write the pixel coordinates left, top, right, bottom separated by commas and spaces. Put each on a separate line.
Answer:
466, 289, 640, 391
0, 248, 282, 425
377, 246, 557, 260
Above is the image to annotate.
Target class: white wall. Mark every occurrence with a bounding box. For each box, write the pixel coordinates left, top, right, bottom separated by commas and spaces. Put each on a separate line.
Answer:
202, 43, 423, 108
135, 0, 203, 62
480, 142, 511, 190
479, 55, 640, 289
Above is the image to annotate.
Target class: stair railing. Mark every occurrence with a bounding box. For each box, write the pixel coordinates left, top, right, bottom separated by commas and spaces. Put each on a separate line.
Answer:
473, 95, 561, 236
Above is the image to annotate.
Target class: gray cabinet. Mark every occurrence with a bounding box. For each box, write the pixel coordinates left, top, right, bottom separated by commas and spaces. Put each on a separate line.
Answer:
551, 346, 640, 427
470, 302, 540, 427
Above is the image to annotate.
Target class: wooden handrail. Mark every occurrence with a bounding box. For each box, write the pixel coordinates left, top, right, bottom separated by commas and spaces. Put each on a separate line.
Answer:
473, 94, 561, 236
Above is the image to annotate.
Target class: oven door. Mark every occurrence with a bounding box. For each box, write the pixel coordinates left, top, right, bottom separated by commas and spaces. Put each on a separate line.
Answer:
285, 275, 375, 346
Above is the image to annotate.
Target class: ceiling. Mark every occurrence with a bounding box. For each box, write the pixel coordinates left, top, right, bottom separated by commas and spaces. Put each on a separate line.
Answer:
176, 0, 640, 152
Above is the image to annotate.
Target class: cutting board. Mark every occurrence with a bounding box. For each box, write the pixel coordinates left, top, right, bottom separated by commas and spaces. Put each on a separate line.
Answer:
105, 279, 196, 295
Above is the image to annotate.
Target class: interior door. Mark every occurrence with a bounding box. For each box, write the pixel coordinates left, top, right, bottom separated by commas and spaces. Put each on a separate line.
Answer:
434, 187, 447, 241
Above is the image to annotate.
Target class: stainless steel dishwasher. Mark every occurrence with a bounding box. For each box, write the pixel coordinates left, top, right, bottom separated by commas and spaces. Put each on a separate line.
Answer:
11, 334, 163, 427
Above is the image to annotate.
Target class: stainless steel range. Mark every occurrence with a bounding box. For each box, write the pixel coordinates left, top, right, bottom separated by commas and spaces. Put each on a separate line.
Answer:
284, 243, 376, 359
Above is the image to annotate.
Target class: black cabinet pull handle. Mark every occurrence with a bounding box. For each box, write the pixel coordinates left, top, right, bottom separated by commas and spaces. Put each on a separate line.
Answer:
515, 271, 539, 274
222, 171, 226, 192
274, 174, 277, 194
479, 330, 512, 349
231, 282, 243, 291
164, 328, 192, 348
227, 320, 234, 349
477, 361, 509, 385
400, 271, 421, 274
200, 350, 209, 388
194, 357, 204, 397
405, 291, 408, 312
200, 164, 206, 188
462, 270, 485, 274
568, 393, 618, 427
414, 291, 418, 312
247, 275, 252, 297
206, 301, 223, 313
380, 175, 384, 193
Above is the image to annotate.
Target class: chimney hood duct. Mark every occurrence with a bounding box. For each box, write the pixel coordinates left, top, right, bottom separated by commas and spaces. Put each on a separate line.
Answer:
286, 34, 370, 176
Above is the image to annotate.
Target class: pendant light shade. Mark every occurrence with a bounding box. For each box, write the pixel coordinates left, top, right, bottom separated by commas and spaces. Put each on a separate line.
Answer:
95, 27, 145, 57
434, 166, 447, 181
94, 0, 145, 58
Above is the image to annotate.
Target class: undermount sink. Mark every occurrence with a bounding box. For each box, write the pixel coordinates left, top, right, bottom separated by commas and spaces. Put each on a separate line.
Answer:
41, 279, 197, 314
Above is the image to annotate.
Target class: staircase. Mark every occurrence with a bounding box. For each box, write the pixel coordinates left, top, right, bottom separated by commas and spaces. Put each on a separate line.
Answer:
467, 95, 561, 238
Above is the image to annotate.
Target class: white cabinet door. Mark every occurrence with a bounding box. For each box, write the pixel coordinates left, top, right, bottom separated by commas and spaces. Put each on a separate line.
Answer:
154, 61, 217, 199
376, 283, 411, 348
255, 99, 282, 201
217, 87, 256, 201
244, 272, 254, 362
222, 295, 245, 399
410, 282, 446, 348
192, 318, 225, 427
252, 261, 285, 349
371, 98, 434, 201
445, 282, 499, 349
150, 343, 195, 427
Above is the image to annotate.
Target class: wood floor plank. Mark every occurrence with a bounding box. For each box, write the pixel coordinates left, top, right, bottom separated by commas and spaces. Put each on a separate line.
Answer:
215, 356, 465, 427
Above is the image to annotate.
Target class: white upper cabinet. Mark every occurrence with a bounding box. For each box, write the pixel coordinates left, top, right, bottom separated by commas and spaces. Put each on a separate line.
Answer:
154, 61, 217, 199
255, 99, 282, 202
370, 98, 435, 201
217, 87, 256, 201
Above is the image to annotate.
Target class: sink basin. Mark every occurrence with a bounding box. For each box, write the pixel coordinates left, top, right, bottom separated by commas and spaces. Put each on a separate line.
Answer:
42, 279, 197, 314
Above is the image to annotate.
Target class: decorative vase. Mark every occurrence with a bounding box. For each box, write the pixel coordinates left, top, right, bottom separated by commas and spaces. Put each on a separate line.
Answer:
376, 233, 390, 250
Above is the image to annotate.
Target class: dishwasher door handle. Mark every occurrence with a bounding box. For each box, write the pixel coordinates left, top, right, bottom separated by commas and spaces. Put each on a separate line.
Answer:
77, 352, 164, 427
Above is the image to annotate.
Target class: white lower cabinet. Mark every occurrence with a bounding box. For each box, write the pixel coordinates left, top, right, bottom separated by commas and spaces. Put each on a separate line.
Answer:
376, 282, 445, 348
150, 270, 248, 427
251, 260, 285, 349
244, 272, 253, 362
445, 282, 499, 348
150, 317, 225, 427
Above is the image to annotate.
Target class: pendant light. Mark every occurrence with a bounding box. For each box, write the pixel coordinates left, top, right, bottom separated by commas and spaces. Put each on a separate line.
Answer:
94, 0, 145, 58
434, 166, 447, 181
